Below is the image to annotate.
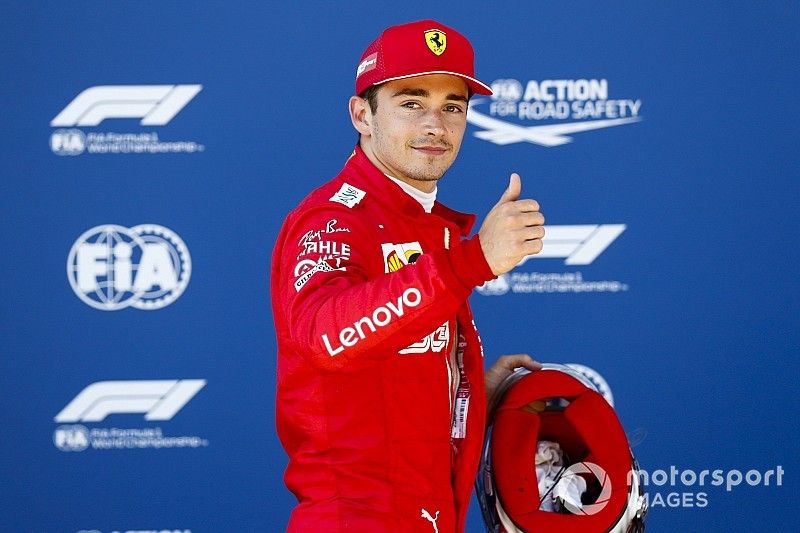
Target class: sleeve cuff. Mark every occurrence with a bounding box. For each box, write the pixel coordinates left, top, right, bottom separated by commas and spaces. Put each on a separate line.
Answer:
448, 234, 497, 291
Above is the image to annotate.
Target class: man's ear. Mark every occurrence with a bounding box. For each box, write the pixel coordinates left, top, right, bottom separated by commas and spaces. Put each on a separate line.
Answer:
349, 95, 372, 136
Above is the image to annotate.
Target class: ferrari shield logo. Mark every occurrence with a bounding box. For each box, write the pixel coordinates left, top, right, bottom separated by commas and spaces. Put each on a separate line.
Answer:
425, 30, 447, 56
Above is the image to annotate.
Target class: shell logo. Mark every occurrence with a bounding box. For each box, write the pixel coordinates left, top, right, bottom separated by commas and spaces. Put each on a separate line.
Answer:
382, 242, 423, 273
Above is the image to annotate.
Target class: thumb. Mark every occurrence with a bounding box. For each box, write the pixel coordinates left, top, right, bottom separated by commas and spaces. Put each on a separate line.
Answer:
496, 173, 521, 205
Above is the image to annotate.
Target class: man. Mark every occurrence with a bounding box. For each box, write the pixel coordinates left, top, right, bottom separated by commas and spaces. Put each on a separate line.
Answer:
271, 20, 544, 532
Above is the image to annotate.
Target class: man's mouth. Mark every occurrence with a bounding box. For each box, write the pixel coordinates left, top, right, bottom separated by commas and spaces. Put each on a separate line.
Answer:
411, 145, 449, 155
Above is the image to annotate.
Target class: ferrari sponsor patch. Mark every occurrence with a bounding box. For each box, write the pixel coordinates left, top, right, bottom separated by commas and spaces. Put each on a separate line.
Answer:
424, 29, 446, 56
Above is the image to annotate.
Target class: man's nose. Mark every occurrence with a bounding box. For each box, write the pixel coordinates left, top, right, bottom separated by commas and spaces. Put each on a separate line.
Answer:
423, 109, 446, 135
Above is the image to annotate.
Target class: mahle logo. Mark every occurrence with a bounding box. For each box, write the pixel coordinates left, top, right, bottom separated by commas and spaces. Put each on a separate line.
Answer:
50, 84, 203, 155
67, 224, 191, 311
468, 78, 642, 147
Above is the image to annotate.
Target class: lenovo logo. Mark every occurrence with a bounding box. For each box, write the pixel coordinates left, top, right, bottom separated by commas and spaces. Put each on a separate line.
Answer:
322, 287, 422, 356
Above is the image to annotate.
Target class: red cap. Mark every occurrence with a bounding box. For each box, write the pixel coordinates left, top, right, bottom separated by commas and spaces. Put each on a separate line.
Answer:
355, 20, 492, 96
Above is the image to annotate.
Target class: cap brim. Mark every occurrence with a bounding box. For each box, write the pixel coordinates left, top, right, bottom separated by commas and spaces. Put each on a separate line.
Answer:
374, 70, 493, 96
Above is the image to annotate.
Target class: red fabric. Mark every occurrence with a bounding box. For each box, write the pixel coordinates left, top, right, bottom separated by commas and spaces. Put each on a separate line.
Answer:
355, 19, 492, 96
491, 409, 541, 519
271, 146, 496, 532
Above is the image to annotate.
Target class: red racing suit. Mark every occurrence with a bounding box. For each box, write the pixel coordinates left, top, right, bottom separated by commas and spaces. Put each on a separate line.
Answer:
271, 146, 496, 532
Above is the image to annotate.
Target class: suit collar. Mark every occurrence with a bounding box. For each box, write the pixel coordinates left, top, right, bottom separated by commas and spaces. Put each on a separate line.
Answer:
343, 146, 477, 234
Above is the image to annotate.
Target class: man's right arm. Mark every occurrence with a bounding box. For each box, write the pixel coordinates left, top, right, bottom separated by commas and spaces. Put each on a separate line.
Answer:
273, 204, 494, 373
272, 173, 543, 373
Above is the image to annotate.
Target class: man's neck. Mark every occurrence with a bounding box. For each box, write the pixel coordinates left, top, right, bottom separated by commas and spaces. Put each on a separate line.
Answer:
384, 173, 437, 213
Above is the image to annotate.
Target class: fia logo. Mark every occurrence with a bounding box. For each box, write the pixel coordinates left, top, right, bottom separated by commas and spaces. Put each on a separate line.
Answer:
53, 424, 90, 452
50, 129, 86, 156
67, 224, 191, 310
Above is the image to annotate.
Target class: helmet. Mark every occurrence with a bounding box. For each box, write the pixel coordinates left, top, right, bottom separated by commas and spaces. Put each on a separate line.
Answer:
477, 364, 647, 532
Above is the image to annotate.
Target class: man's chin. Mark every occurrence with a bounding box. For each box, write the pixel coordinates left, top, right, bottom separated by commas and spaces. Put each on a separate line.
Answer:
408, 163, 450, 183
408, 172, 445, 183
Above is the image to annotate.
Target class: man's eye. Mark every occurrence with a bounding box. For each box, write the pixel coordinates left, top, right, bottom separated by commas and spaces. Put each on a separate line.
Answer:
445, 105, 464, 113
402, 101, 421, 109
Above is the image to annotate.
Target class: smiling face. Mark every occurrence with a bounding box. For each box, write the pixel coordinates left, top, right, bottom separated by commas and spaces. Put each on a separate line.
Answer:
350, 74, 470, 192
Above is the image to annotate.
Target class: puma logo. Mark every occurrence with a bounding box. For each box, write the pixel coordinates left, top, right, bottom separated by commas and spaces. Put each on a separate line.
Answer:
420, 508, 440, 533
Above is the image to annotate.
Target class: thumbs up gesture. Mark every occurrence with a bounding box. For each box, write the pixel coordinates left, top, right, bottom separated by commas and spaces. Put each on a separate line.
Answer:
478, 173, 545, 276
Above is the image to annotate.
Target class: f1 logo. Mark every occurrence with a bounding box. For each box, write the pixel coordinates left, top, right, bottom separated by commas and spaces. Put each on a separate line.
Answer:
50, 85, 202, 127
54, 379, 206, 422
518, 224, 626, 265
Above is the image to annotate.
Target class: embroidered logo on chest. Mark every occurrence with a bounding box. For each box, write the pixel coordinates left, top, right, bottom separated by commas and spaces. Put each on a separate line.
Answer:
381, 241, 422, 273
329, 182, 366, 208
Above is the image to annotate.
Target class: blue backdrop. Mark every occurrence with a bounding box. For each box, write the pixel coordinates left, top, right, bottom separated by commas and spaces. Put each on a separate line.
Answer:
2, 1, 797, 531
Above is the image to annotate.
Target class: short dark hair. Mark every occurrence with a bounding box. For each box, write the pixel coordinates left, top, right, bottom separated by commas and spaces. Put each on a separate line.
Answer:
360, 85, 380, 114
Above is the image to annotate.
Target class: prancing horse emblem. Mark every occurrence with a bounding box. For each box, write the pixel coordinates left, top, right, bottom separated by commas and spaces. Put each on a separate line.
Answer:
424, 30, 447, 56
420, 508, 440, 533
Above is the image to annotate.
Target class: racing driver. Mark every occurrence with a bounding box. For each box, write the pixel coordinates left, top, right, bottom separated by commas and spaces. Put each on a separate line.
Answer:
271, 19, 545, 532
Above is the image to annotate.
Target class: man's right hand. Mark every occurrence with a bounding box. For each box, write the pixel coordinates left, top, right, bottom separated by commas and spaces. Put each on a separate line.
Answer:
477, 173, 544, 276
